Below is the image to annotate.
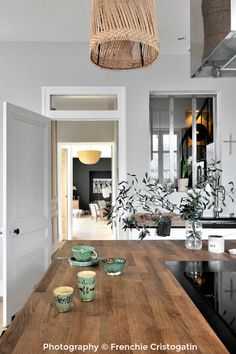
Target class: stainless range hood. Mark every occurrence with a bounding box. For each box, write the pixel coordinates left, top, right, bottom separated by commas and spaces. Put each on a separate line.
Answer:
191, 0, 236, 78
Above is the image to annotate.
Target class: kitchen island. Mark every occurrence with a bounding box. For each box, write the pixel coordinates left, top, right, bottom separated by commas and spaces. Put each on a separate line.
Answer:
0, 240, 236, 354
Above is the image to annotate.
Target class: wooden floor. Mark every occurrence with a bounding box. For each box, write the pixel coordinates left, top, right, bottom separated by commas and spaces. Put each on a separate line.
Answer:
72, 215, 112, 240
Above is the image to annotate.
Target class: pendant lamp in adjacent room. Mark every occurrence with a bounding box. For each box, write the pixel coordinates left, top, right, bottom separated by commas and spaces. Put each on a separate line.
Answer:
77, 150, 101, 165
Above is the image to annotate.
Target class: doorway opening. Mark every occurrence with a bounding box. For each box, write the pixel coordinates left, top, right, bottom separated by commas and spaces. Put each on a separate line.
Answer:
1, 87, 125, 329
43, 86, 126, 245
58, 140, 116, 241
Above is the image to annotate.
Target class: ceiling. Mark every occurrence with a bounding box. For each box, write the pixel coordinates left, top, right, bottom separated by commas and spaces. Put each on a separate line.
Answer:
0, 0, 190, 54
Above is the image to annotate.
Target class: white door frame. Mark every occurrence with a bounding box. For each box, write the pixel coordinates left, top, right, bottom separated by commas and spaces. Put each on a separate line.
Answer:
57, 144, 71, 241
42, 86, 126, 240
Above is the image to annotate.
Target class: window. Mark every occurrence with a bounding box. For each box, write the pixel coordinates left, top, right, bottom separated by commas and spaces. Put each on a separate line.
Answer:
50, 95, 118, 111
150, 95, 216, 187
152, 131, 179, 181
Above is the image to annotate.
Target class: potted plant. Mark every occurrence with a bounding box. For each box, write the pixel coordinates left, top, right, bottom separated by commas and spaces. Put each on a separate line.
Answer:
179, 189, 207, 249
178, 158, 191, 192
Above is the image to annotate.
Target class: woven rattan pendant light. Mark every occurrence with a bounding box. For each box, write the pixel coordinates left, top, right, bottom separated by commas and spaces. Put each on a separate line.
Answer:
90, 0, 159, 70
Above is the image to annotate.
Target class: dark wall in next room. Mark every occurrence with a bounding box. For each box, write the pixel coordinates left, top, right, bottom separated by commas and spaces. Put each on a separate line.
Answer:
73, 158, 112, 210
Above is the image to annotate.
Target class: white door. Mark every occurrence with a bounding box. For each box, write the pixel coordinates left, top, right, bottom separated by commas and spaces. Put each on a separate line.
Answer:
2, 102, 51, 327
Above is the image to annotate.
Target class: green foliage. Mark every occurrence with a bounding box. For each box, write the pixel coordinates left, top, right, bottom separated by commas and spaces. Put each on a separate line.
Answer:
108, 173, 176, 239
179, 189, 207, 221
196, 160, 234, 209
122, 216, 139, 231
108, 160, 235, 239
138, 227, 151, 240
181, 159, 189, 178
179, 160, 235, 221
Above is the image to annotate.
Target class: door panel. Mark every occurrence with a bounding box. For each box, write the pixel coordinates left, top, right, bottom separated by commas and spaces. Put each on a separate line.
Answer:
13, 119, 45, 218
3, 102, 51, 326
11, 248, 46, 312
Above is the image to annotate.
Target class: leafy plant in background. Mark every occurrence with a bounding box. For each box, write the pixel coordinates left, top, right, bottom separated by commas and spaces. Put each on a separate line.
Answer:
199, 160, 234, 212
181, 156, 192, 178
107, 173, 176, 239
179, 160, 234, 241
179, 160, 234, 218
179, 189, 207, 221
108, 161, 235, 240
181, 159, 189, 178
178, 189, 208, 242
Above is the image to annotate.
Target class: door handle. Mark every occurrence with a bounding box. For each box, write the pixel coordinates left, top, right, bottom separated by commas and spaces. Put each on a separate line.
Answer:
13, 228, 20, 235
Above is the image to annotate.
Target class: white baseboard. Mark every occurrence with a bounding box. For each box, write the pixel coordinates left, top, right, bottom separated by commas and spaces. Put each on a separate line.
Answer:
0, 280, 3, 297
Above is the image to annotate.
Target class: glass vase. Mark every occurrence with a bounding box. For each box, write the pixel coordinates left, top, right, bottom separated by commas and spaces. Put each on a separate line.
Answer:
185, 220, 202, 250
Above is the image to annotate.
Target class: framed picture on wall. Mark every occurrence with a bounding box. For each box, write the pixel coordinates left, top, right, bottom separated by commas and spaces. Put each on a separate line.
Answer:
93, 178, 112, 194
89, 171, 112, 202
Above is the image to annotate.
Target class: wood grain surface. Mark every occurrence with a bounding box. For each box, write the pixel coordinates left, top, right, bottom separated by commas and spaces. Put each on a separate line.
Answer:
1, 240, 236, 354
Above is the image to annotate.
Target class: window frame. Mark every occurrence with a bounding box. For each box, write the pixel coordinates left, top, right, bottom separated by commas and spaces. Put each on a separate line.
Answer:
152, 129, 181, 183
150, 93, 218, 187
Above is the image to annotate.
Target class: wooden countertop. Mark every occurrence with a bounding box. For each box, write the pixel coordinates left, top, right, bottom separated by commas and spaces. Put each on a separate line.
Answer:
1, 240, 236, 354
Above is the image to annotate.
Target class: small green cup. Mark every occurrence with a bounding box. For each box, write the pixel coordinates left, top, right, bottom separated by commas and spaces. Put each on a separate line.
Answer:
72, 245, 98, 262
53, 286, 74, 312
77, 281, 95, 302
77, 271, 96, 301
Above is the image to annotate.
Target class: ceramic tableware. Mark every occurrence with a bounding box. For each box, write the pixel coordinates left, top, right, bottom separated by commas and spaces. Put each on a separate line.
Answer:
53, 286, 74, 312
208, 235, 225, 253
72, 245, 98, 262
101, 258, 126, 276
77, 271, 96, 301
68, 256, 99, 267
229, 249, 236, 255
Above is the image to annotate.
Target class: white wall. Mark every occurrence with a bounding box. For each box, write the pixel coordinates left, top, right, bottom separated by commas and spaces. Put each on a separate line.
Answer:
190, 0, 204, 76
1, 41, 236, 285
57, 121, 115, 142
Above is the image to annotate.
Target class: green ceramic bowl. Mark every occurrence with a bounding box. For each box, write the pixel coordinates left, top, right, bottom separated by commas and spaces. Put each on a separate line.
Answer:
101, 258, 126, 276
